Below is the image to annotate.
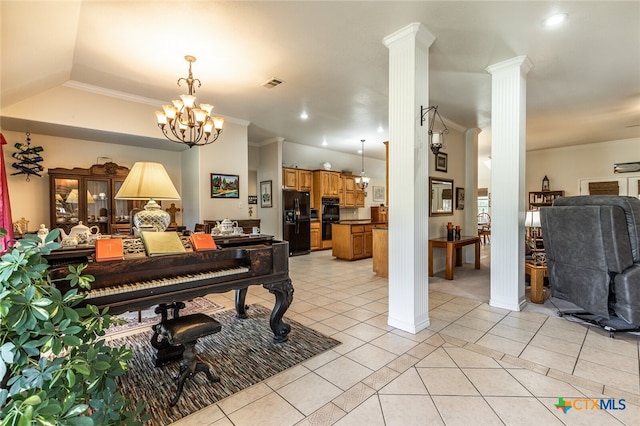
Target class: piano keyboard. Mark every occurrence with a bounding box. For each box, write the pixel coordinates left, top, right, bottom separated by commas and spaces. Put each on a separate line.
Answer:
84, 266, 250, 299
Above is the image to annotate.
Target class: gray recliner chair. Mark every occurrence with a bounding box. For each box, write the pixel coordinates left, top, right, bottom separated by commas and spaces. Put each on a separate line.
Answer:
540, 195, 640, 331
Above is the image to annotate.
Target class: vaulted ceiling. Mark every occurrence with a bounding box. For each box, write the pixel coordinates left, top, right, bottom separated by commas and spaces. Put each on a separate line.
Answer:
1, 1, 639, 161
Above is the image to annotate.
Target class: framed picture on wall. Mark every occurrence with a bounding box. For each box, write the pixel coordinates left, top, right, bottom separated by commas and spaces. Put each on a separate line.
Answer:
210, 173, 239, 198
372, 186, 385, 202
456, 187, 465, 210
435, 152, 448, 172
260, 180, 273, 208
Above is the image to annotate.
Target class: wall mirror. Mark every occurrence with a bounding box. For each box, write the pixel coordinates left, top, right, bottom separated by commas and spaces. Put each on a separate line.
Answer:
429, 177, 454, 216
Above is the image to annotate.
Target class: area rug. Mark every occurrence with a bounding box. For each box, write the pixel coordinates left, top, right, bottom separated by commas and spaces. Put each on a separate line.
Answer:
109, 304, 341, 425
105, 297, 225, 337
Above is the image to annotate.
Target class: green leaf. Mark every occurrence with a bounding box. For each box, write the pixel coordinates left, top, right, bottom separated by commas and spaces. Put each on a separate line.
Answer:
22, 394, 42, 406
63, 404, 89, 418
31, 305, 50, 321
66, 369, 76, 387
31, 297, 52, 307
92, 361, 112, 371
37, 403, 62, 416
74, 363, 90, 376
61, 335, 82, 346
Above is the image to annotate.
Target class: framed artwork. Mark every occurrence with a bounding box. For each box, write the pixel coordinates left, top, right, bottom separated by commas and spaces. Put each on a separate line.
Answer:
372, 186, 385, 202
260, 180, 273, 208
435, 152, 448, 172
248, 195, 258, 205
456, 187, 465, 210
210, 173, 239, 198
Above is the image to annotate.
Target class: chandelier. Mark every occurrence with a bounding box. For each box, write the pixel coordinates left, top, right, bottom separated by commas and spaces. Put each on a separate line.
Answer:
155, 55, 224, 148
354, 139, 370, 190
420, 105, 449, 155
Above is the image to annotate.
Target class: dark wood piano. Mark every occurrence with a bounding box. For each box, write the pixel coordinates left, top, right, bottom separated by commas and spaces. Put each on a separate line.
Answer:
48, 236, 293, 344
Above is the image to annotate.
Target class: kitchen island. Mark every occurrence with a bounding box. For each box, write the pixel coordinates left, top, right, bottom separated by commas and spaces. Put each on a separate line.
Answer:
331, 221, 386, 261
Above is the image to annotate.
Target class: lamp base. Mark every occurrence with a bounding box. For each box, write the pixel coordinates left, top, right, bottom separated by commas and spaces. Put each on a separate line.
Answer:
133, 199, 170, 232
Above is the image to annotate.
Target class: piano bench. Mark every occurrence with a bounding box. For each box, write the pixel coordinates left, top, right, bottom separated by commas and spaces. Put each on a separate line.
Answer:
157, 313, 222, 407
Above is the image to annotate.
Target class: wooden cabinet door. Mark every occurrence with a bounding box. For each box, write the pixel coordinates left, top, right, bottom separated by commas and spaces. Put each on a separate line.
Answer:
298, 170, 313, 191
344, 191, 356, 207
364, 231, 373, 256
329, 173, 340, 196
310, 223, 320, 250
345, 176, 356, 192
355, 190, 365, 207
283, 168, 297, 189
352, 233, 364, 257
320, 172, 331, 197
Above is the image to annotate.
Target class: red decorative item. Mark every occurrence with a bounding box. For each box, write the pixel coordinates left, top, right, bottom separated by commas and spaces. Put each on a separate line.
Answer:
0, 133, 14, 251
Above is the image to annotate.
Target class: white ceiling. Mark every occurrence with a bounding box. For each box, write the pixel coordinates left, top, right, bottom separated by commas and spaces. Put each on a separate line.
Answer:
1, 1, 639, 161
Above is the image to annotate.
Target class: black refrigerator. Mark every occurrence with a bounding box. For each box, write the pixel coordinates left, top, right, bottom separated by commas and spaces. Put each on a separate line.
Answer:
283, 189, 311, 256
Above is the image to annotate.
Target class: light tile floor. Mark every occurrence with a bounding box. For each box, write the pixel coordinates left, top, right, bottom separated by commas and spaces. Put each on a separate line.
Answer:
172, 248, 639, 425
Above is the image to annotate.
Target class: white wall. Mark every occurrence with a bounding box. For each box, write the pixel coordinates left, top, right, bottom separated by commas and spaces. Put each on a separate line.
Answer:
525, 137, 640, 199
194, 120, 249, 225
257, 139, 282, 237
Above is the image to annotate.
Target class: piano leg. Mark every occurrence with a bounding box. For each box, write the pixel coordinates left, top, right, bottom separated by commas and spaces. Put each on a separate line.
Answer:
235, 288, 249, 319
263, 279, 294, 343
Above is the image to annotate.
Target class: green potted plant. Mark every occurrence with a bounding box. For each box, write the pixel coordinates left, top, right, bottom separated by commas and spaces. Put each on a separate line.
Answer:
0, 229, 147, 425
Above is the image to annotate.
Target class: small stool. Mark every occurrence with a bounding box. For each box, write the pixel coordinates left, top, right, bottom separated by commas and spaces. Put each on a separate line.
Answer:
157, 313, 222, 406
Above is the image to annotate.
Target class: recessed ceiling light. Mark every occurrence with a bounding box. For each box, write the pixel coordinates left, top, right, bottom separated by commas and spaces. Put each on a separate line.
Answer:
377, 125, 384, 133
322, 140, 328, 146
300, 111, 308, 120
544, 13, 568, 27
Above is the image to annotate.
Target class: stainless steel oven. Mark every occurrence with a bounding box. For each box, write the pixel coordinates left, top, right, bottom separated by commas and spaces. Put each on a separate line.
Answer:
321, 197, 340, 240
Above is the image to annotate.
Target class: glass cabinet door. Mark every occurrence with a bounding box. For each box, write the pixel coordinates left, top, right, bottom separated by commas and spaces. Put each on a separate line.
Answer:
87, 179, 110, 234
113, 180, 132, 224
54, 178, 79, 232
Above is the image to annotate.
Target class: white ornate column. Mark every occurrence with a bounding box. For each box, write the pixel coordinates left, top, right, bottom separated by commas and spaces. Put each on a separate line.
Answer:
383, 23, 435, 333
486, 56, 533, 311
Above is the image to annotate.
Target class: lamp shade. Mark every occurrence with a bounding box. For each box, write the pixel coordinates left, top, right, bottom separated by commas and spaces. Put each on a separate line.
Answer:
114, 162, 180, 201
525, 210, 541, 228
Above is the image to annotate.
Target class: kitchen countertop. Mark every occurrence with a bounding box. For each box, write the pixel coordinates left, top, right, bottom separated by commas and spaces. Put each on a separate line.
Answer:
337, 220, 386, 225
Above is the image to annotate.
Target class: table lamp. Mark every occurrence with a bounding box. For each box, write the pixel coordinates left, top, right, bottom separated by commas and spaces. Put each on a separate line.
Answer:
114, 162, 180, 232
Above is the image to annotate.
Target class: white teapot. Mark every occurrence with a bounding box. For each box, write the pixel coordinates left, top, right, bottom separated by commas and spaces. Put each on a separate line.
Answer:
59, 221, 100, 245
215, 218, 238, 235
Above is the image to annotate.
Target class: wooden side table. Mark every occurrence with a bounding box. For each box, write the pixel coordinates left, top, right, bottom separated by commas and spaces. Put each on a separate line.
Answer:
429, 236, 481, 280
525, 262, 547, 304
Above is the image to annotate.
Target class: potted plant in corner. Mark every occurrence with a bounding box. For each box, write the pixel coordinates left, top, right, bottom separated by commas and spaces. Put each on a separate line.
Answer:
0, 229, 148, 425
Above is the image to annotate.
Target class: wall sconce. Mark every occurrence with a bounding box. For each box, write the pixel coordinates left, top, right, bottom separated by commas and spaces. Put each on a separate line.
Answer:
420, 105, 449, 155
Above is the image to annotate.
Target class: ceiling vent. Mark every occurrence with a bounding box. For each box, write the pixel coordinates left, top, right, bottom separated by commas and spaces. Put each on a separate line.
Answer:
262, 77, 285, 89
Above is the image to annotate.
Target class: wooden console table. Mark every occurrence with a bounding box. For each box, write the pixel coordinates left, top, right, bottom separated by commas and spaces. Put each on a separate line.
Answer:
525, 262, 547, 304
429, 236, 481, 280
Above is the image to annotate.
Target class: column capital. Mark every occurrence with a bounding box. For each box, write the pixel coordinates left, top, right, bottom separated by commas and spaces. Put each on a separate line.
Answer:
486, 55, 534, 75
382, 22, 435, 49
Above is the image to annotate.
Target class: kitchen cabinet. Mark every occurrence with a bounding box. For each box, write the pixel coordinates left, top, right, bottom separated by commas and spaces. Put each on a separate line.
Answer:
310, 221, 321, 251
282, 167, 313, 191
371, 206, 388, 223
283, 167, 314, 208
313, 170, 340, 198
49, 162, 139, 236
340, 174, 365, 207
331, 222, 373, 260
